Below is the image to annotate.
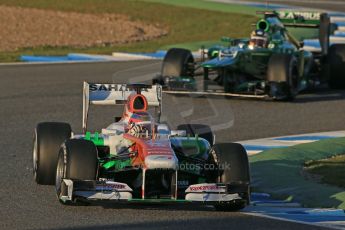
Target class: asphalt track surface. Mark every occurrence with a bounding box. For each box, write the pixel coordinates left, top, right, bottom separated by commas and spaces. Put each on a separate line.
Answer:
2, 60, 345, 230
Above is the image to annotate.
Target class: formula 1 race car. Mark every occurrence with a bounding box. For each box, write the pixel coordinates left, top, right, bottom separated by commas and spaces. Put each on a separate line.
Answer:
32, 83, 250, 211
154, 10, 345, 100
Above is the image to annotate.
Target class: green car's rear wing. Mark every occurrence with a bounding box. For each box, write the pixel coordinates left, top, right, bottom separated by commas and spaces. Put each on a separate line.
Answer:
259, 10, 331, 55
274, 11, 326, 28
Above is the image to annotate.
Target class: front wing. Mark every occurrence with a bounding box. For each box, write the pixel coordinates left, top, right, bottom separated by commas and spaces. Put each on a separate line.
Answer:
59, 179, 247, 204
156, 75, 268, 99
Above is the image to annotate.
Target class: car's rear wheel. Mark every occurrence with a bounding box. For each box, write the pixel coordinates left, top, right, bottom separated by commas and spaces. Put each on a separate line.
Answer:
177, 124, 214, 146
33, 122, 71, 185
267, 54, 298, 101
328, 44, 345, 89
56, 139, 98, 204
210, 143, 250, 211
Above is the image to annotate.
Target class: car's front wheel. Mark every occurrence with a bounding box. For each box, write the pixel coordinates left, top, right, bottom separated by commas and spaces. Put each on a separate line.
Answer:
154, 48, 195, 89
267, 54, 298, 101
56, 139, 98, 204
210, 143, 250, 211
33, 122, 71, 185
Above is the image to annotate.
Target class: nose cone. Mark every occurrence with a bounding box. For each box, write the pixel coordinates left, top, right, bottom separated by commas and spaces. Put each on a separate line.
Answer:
145, 155, 178, 170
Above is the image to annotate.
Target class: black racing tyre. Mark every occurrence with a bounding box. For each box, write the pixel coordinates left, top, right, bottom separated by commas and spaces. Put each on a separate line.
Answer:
56, 139, 98, 204
211, 143, 250, 185
210, 143, 250, 211
161, 48, 194, 77
267, 54, 298, 101
328, 44, 345, 89
177, 124, 214, 146
33, 122, 71, 185
222, 69, 234, 93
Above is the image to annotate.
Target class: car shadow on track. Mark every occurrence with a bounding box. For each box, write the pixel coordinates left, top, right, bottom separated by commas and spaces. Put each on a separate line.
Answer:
44, 213, 325, 230
292, 89, 345, 103
87, 201, 215, 212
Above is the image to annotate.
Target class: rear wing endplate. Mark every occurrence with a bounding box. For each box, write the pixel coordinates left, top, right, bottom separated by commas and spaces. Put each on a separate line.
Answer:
82, 82, 162, 133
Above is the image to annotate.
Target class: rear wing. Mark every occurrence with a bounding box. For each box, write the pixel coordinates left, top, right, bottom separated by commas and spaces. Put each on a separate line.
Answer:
277, 11, 331, 55
274, 11, 326, 28
82, 82, 162, 133
260, 10, 331, 55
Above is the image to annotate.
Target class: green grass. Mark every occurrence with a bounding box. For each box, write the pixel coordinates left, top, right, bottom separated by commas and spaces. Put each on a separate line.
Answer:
250, 137, 345, 208
0, 0, 321, 62
304, 154, 345, 189
160, 28, 319, 51
160, 40, 228, 51
141, 1, 319, 48
288, 28, 319, 41
140, 0, 263, 16
0, 0, 257, 62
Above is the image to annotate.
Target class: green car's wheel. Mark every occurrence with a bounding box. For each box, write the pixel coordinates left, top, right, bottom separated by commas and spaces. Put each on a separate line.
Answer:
328, 44, 345, 89
56, 139, 98, 204
210, 143, 250, 211
177, 124, 214, 146
33, 122, 71, 185
161, 48, 194, 78
267, 54, 298, 101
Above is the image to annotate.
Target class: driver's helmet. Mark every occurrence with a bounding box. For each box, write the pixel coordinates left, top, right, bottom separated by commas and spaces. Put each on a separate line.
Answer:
129, 112, 152, 124
249, 29, 269, 48
126, 112, 154, 138
127, 122, 148, 138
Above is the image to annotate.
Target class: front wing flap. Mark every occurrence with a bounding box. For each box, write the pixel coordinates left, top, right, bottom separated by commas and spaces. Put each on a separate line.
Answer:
59, 179, 133, 202
185, 183, 246, 203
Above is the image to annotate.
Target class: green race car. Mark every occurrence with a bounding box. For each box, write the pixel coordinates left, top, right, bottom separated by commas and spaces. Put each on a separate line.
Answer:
154, 10, 345, 100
